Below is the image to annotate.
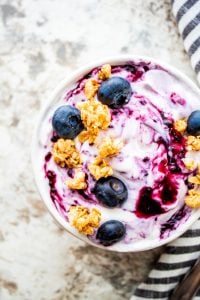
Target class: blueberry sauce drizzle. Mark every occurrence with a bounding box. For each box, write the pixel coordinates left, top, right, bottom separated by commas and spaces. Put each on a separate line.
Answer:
51, 132, 59, 143
65, 68, 99, 101
44, 152, 66, 212
44, 152, 52, 162
76, 172, 100, 204
136, 187, 164, 218
161, 175, 178, 204
65, 62, 155, 102
170, 92, 186, 106
135, 106, 188, 218
160, 205, 189, 238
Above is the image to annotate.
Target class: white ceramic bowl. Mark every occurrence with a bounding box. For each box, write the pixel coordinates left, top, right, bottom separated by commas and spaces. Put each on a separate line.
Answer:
32, 55, 200, 252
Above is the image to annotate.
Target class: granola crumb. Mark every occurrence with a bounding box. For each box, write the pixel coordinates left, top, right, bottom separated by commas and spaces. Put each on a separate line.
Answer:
84, 78, 100, 101
183, 158, 195, 171
77, 100, 111, 143
187, 136, 200, 151
174, 118, 187, 133
77, 100, 110, 130
185, 189, 200, 208
78, 128, 99, 144
53, 138, 81, 168
98, 137, 123, 158
68, 206, 101, 235
66, 170, 87, 190
98, 64, 111, 80
88, 157, 113, 180
188, 175, 200, 185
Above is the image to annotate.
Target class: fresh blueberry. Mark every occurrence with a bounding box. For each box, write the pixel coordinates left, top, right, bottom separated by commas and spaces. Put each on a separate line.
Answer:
52, 105, 84, 139
93, 176, 128, 208
97, 76, 132, 108
96, 220, 126, 246
187, 110, 200, 136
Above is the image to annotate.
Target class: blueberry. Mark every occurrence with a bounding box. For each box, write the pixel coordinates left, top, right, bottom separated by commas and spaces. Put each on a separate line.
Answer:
93, 176, 128, 208
96, 220, 126, 246
97, 76, 132, 108
52, 105, 84, 139
187, 110, 200, 136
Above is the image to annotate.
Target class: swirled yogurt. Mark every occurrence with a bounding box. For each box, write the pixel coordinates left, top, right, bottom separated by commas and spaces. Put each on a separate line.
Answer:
35, 60, 200, 251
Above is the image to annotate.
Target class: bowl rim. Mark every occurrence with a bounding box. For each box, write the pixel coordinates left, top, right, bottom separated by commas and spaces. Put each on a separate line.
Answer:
31, 54, 200, 252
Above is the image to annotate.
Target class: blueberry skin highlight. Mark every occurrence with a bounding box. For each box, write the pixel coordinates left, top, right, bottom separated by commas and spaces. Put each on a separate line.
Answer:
96, 220, 126, 246
93, 176, 128, 208
52, 105, 84, 139
98, 76, 132, 108
187, 110, 200, 136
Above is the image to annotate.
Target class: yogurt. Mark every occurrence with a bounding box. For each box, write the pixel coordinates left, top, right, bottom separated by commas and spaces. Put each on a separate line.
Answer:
34, 59, 200, 251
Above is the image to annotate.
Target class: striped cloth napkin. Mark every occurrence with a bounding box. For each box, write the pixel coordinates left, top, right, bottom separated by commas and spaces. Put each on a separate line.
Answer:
132, 219, 200, 299
132, 0, 200, 299
172, 0, 200, 84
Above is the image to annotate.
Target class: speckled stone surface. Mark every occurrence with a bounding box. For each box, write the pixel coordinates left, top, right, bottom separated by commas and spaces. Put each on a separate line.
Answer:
0, 0, 198, 299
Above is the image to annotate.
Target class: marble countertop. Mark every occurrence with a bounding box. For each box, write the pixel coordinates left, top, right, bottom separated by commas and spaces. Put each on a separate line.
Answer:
0, 0, 197, 299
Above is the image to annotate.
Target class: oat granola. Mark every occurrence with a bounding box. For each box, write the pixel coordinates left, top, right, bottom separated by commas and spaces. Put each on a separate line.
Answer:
187, 136, 200, 151
185, 189, 200, 208
77, 100, 111, 143
78, 128, 99, 144
188, 175, 200, 185
98, 64, 111, 80
183, 158, 195, 171
98, 137, 123, 158
66, 170, 87, 190
53, 138, 81, 168
88, 157, 113, 180
68, 206, 101, 235
84, 78, 100, 101
174, 118, 187, 133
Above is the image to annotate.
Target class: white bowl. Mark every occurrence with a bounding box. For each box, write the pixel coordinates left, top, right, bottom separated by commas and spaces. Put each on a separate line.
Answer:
31, 55, 200, 252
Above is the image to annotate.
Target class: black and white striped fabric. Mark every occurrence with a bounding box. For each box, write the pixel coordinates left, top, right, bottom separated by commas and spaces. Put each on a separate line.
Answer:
131, 1, 200, 299
131, 218, 200, 300
172, 0, 200, 83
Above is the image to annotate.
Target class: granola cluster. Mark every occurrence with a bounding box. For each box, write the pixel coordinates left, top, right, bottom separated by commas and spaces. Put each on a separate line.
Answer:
183, 158, 195, 171
185, 189, 200, 208
174, 117, 200, 151
98, 64, 111, 80
53, 139, 81, 168
98, 137, 123, 158
77, 99, 111, 143
174, 119, 187, 133
66, 170, 87, 190
188, 164, 200, 184
78, 128, 99, 144
84, 78, 100, 101
68, 206, 101, 235
188, 175, 200, 185
89, 157, 113, 180
187, 136, 200, 151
